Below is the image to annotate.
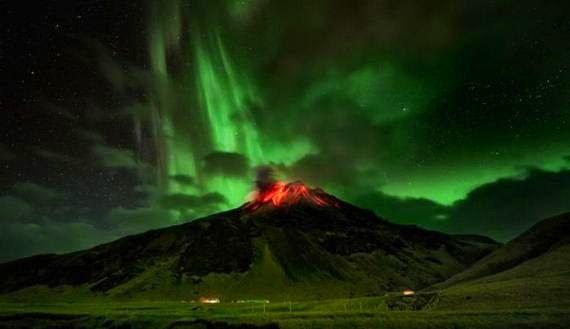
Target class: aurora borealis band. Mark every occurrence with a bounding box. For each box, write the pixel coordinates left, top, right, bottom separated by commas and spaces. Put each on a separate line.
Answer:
143, 0, 266, 206
140, 0, 570, 207
1, 0, 569, 261
141, 0, 320, 208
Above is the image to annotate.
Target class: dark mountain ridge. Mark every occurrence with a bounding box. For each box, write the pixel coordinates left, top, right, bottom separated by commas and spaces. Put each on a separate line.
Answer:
0, 182, 500, 300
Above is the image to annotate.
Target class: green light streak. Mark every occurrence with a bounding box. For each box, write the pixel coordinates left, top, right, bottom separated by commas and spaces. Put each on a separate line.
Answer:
195, 31, 263, 158
193, 29, 264, 204
145, 0, 266, 208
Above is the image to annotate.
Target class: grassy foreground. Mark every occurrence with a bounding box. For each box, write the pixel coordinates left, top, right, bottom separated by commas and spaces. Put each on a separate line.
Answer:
1, 296, 569, 329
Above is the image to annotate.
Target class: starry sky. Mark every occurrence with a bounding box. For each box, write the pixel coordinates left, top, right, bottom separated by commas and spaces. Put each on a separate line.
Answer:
1, 0, 569, 262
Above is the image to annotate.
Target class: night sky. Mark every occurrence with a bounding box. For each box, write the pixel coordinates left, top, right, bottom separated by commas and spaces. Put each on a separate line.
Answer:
1, 0, 569, 262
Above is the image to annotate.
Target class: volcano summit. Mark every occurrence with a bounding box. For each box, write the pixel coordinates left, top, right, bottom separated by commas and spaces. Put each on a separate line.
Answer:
0, 183, 499, 301
244, 181, 335, 211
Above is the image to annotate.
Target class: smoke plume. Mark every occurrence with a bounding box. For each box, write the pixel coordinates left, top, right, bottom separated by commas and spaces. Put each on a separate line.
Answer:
255, 165, 277, 192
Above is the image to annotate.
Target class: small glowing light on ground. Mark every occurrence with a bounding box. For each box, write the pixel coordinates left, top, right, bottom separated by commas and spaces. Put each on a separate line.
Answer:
403, 289, 415, 296
199, 297, 221, 304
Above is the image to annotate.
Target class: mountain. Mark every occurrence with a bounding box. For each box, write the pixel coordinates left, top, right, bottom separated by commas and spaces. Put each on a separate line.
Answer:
0, 182, 499, 301
432, 212, 570, 310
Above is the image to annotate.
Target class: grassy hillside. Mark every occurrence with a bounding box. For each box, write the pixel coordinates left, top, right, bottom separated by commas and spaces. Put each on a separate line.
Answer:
437, 243, 570, 311
432, 213, 570, 311
435, 213, 570, 288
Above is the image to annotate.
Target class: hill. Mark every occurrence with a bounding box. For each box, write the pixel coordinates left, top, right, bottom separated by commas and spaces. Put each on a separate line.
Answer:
432, 212, 570, 310
0, 182, 499, 301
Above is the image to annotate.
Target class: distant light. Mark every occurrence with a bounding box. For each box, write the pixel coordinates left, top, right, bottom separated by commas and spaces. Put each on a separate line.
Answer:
199, 297, 221, 304
403, 289, 415, 296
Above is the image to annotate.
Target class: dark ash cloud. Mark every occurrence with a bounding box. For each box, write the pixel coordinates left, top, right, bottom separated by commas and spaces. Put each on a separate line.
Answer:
254, 165, 277, 192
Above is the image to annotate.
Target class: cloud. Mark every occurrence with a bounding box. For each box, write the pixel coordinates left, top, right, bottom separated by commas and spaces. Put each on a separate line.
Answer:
0, 182, 176, 261
250, 0, 570, 206
93, 145, 138, 169
169, 174, 195, 186
158, 192, 227, 212
155, 191, 228, 220
202, 151, 249, 177
0, 218, 110, 263
0, 196, 33, 222
200, 192, 228, 205
347, 190, 448, 227
104, 191, 227, 237
289, 153, 362, 188
444, 168, 570, 242
342, 167, 570, 243
105, 207, 176, 235
0, 183, 113, 262
12, 183, 63, 205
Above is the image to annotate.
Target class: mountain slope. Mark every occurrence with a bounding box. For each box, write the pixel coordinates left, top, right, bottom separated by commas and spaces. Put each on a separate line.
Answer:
0, 182, 499, 301
433, 212, 570, 310
435, 212, 570, 288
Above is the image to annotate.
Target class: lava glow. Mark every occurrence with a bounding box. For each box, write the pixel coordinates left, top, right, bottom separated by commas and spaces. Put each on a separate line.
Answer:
244, 181, 330, 211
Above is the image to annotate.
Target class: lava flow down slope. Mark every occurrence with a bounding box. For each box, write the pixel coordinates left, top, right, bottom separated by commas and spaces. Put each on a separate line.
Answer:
0, 181, 500, 301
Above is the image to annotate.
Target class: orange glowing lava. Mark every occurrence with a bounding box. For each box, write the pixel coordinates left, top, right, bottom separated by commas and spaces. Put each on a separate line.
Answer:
244, 181, 330, 211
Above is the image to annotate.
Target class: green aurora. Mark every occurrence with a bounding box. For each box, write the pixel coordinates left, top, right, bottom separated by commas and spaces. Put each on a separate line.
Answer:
139, 0, 569, 208
142, 0, 320, 207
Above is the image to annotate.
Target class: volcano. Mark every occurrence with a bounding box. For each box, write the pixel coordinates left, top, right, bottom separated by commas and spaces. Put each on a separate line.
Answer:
0, 182, 500, 301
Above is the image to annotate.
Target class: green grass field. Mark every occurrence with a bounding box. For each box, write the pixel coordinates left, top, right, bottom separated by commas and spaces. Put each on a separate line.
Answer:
1, 295, 569, 329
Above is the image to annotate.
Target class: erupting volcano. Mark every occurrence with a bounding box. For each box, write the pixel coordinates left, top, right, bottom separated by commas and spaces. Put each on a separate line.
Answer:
243, 181, 334, 211
0, 175, 503, 304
